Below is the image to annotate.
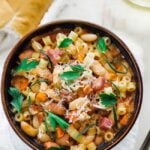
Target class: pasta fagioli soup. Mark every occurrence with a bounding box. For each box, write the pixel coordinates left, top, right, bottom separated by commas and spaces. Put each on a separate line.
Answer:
8, 26, 136, 150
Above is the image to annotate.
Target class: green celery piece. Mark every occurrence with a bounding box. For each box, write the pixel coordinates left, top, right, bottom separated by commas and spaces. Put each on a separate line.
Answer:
48, 113, 57, 130
48, 112, 69, 130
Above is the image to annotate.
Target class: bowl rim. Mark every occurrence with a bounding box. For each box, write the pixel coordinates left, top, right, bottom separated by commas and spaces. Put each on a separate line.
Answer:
1, 20, 143, 150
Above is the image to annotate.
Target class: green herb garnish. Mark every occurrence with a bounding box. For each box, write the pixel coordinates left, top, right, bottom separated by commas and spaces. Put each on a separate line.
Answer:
44, 117, 55, 140
76, 123, 95, 139
96, 38, 107, 53
30, 79, 49, 88
59, 38, 73, 48
112, 106, 118, 129
60, 71, 81, 81
99, 93, 118, 129
48, 147, 66, 150
60, 65, 85, 81
8, 87, 23, 112
48, 112, 57, 130
99, 93, 117, 107
105, 59, 128, 74
27, 95, 31, 107
47, 112, 69, 131
71, 65, 85, 72
40, 50, 54, 72
16, 58, 39, 72
107, 80, 121, 98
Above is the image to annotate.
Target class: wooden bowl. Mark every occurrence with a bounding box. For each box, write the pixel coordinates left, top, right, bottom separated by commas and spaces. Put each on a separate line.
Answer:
1, 20, 143, 150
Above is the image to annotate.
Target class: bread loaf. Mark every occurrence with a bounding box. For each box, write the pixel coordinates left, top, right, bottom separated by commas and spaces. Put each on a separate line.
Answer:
0, 0, 14, 28
8, 0, 53, 36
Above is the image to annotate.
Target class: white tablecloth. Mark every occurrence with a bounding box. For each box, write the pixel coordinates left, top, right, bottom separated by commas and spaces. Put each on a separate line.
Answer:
0, 0, 144, 149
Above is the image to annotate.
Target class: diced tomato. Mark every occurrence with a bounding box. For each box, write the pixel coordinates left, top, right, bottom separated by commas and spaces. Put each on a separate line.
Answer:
92, 76, 105, 92
47, 49, 63, 64
19, 49, 34, 60
99, 117, 113, 130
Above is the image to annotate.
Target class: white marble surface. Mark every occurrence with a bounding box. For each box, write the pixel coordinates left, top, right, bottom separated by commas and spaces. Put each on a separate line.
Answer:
0, 0, 149, 149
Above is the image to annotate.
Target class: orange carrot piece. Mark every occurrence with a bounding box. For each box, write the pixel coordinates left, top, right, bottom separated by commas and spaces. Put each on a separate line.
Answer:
120, 114, 129, 125
77, 53, 85, 63
11, 76, 28, 91
56, 127, 65, 138
36, 92, 48, 102
83, 85, 93, 95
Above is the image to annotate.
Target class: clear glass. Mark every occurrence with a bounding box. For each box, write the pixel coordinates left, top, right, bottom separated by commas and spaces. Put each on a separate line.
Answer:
128, 0, 150, 7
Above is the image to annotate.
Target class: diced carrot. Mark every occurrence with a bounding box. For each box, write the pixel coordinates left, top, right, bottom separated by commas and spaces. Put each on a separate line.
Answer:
77, 53, 85, 63
83, 85, 93, 95
106, 73, 117, 80
11, 76, 28, 91
120, 114, 129, 125
19, 49, 34, 60
77, 88, 84, 97
36, 92, 48, 102
56, 127, 65, 138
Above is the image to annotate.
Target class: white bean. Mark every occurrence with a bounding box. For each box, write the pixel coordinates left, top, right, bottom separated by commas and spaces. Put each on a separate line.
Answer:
81, 33, 97, 42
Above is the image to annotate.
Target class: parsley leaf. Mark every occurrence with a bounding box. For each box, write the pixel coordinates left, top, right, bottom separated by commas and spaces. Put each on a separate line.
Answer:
47, 112, 69, 131
8, 87, 23, 112
58, 38, 73, 48
16, 58, 39, 72
96, 38, 107, 53
60, 71, 81, 81
71, 65, 85, 72
99, 93, 118, 129
60, 65, 85, 81
99, 93, 117, 107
